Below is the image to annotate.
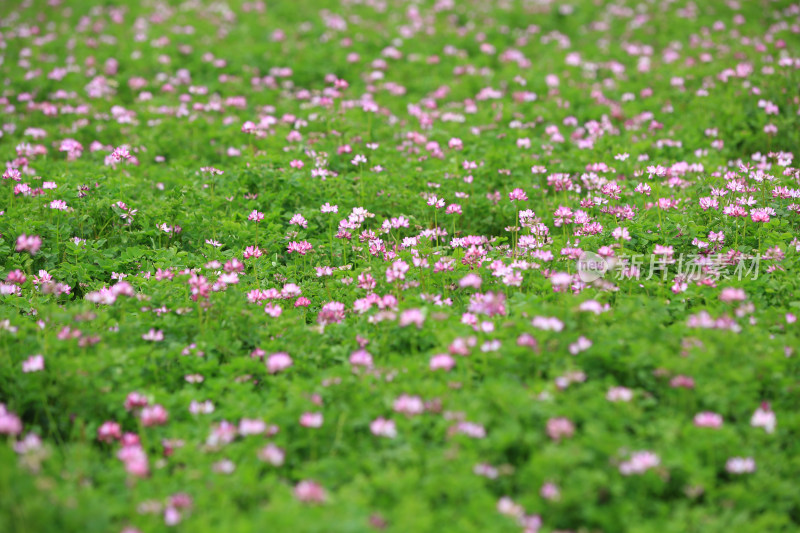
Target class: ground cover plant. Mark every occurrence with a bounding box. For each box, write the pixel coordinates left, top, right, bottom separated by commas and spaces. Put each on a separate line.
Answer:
1, 0, 800, 531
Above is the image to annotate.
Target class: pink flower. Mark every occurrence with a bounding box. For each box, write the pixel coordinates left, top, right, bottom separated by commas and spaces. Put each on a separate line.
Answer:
531, 316, 564, 332
238, 418, 267, 436
317, 301, 345, 325
430, 353, 455, 371
189, 396, 216, 414
459, 273, 482, 289
117, 443, 149, 477
189, 400, 214, 415
315, 266, 334, 277
14, 433, 42, 454
258, 443, 285, 466
568, 336, 592, 355
164, 506, 182, 526
3, 168, 21, 181
497, 496, 524, 518
370, 417, 397, 438
720, 287, 746, 302
517, 333, 538, 349
248, 210, 264, 222
281, 283, 301, 298
393, 395, 425, 416
243, 246, 263, 259
294, 480, 327, 503
300, 412, 323, 428
508, 188, 528, 201
142, 329, 164, 341
111, 146, 132, 161
654, 244, 674, 256
266, 352, 293, 374
287, 241, 313, 255
140, 404, 169, 426
606, 387, 633, 402
21, 354, 44, 373
750, 207, 774, 222
349, 349, 373, 367
206, 421, 237, 447
474, 463, 499, 479
726, 457, 756, 474
540, 482, 561, 501
125, 392, 149, 411
750, 402, 776, 433
223, 257, 244, 273
452, 421, 486, 438
289, 213, 308, 228
670, 375, 695, 389
200, 166, 224, 175
612, 227, 632, 241
619, 451, 660, 475
399, 308, 425, 328
553, 205, 573, 226
0, 404, 23, 435
699, 197, 719, 210
264, 302, 283, 318
121, 433, 140, 447
15, 234, 42, 255
693, 412, 723, 428
426, 195, 445, 209
97, 421, 122, 442
386, 259, 410, 282
546, 417, 574, 441
468, 292, 507, 317
723, 205, 748, 218
6, 270, 26, 285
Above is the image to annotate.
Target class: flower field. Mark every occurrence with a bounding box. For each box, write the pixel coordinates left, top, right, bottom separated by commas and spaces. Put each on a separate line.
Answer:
1, 0, 800, 531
